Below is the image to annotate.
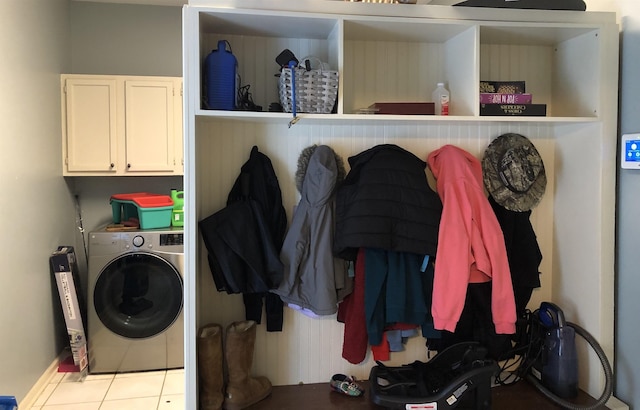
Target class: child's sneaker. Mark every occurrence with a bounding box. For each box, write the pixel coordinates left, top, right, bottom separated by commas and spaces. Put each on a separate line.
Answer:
330, 374, 365, 397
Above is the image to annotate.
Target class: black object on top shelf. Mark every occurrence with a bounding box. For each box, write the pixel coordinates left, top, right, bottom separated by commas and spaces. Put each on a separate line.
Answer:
453, 0, 586, 11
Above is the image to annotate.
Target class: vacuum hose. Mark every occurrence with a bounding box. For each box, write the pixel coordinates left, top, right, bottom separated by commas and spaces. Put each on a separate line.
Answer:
527, 321, 613, 410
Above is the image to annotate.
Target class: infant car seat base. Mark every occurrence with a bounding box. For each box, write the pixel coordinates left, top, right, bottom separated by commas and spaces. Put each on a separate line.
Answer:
369, 342, 498, 410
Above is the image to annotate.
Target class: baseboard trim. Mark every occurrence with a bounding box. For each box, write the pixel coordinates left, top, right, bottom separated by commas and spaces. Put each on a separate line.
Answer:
19, 352, 64, 409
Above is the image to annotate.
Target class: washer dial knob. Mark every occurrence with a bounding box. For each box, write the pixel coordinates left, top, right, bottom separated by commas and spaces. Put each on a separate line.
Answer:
132, 235, 145, 247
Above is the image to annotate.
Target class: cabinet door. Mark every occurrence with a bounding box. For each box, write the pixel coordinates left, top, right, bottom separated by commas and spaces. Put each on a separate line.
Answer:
124, 79, 176, 173
173, 78, 184, 175
64, 78, 118, 173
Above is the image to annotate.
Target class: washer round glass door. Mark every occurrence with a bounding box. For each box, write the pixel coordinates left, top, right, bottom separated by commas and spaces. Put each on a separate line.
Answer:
94, 252, 183, 339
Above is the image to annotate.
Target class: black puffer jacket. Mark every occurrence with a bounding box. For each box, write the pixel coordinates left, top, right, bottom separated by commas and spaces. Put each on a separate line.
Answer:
334, 144, 442, 260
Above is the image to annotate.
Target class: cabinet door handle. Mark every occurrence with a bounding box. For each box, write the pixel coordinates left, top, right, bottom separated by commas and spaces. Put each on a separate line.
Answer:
127, 163, 131, 169
110, 163, 115, 169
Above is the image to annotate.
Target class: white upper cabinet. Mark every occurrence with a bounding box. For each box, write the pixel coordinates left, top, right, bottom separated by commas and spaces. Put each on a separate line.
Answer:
61, 75, 183, 176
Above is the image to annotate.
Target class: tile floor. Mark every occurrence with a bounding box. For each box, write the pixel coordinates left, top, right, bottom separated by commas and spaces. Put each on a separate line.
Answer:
28, 368, 184, 410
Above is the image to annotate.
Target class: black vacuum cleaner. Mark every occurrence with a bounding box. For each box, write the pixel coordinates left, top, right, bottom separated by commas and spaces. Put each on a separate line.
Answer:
492, 302, 613, 410
521, 302, 613, 410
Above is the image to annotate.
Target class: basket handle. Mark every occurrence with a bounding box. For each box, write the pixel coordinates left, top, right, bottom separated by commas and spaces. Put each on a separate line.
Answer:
299, 56, 330, 71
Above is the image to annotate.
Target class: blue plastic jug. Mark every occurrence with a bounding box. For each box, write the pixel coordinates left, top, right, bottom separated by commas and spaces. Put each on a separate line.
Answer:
204, 40, 238, 110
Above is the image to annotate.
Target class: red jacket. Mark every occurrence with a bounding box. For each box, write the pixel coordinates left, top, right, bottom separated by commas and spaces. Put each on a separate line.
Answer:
427, 145, 516, 335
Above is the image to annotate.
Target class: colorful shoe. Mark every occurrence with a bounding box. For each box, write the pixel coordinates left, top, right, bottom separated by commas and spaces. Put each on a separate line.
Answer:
330, 374, 365, 397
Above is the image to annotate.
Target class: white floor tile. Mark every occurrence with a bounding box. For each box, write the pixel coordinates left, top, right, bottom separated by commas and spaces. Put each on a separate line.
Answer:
158, 394, 185, 410
104, 373, 165, 401
114, 370, 166, 379
166, 368, 184, 376
41, 402, 101, 410
162, 371, 184, 395
28, 369, 185, 410
64, 373, 114, 383
99, 396, 159, 410
32, 383, 57, 407
45, 379, 112, 406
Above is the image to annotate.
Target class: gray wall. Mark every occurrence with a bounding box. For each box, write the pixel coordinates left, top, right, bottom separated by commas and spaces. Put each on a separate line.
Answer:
615, 13, 640, 410
0, 0, 74, 401
69, 2, 182, 76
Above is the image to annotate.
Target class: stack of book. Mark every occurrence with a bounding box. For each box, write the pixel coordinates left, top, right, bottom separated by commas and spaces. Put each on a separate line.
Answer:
479, 81, 547, 116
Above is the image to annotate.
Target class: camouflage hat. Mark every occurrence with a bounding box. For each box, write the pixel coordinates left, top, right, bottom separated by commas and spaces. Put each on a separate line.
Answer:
482, 133, 546, 212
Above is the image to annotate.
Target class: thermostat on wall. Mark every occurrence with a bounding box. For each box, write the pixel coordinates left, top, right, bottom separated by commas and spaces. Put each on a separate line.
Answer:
621, 133, 640, 169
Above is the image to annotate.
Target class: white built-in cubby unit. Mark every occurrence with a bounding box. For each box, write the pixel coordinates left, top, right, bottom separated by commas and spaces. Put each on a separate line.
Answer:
183, 2, 618, 408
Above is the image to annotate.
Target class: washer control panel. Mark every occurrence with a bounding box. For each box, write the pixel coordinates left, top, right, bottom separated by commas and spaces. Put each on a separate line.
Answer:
89, 229, 184, 255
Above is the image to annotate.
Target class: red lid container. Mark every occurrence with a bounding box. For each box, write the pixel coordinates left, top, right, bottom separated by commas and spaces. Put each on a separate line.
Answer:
110, 192, 173, 208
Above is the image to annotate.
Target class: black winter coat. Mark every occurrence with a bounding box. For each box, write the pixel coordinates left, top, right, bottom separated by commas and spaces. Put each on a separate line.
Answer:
199, 146, 287, 331
334, 144, 442, 261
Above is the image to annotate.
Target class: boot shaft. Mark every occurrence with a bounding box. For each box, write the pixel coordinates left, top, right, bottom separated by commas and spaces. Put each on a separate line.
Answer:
223, 320, 272, 410
224, 320, 257, 384
198, 323, 224, 410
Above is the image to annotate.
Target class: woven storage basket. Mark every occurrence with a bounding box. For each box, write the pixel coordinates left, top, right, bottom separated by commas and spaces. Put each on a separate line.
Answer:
278, 58, 338, 114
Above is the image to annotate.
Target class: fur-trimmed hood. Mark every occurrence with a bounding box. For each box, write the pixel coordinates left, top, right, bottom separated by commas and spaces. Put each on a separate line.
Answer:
295, 144, 346, 194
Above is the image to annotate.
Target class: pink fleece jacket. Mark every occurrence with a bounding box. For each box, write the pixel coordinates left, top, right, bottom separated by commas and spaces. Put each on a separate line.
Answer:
427, 145, 516, 335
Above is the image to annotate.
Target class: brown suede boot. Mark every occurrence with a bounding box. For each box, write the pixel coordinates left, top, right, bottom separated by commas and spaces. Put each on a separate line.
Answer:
198, 323, 224, 410
223, 320, 272, 410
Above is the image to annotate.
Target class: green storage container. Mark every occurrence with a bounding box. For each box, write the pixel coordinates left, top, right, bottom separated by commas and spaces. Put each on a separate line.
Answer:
110, 193, 173, 229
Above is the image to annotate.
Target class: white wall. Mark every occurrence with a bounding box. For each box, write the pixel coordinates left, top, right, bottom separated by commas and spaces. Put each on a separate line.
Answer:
0, 0, 75, 401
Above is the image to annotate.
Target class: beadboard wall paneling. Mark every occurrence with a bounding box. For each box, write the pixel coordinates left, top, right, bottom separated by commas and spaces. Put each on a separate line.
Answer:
344, 40, 445, 114
194, 119, 557, 385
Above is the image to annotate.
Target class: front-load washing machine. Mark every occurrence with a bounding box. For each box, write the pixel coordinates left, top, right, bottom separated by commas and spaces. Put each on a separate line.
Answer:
88, 228, 184, 373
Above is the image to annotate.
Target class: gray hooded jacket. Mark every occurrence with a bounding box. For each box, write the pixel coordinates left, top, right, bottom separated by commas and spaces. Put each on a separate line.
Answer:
272, 145, 352, 316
